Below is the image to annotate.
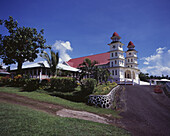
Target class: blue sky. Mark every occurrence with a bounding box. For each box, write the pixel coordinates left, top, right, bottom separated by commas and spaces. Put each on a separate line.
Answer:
0, 0, 170, 76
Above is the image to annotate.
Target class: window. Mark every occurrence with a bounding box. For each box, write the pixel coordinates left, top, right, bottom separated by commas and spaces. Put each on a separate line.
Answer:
115, 60, 117, 64
128, 66, 129, 67
112, 70, 114, 75
113, 45, 115, 48
115, 70, 117, 75
111, 53, 113, 57
115, 52, 117, 56
131, 65, 132, 67
131, 59, 133, 62
111, 62, 113, 67
129, 53, 131, 55
128, 59, 129, 62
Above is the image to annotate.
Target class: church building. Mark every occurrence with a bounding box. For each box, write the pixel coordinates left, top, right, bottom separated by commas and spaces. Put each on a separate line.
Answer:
67, 32, 140, 84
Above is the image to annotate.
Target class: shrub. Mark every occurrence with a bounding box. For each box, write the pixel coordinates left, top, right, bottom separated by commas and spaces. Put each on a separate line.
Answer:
50, 77, 77, 92
10, 75, 26, 87
0, 76, 11, 86
39, 79, 51, 90
80, 78, 97, 95
23, 78, 40, 91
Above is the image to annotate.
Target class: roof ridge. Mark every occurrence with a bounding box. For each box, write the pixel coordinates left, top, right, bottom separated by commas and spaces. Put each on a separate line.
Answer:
68, 52, 109, 60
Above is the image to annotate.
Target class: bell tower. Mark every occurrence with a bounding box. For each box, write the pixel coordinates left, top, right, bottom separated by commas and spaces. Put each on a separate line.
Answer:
108, 32, 125, 68
125, 41, 138, 69
108, 32, 125, 81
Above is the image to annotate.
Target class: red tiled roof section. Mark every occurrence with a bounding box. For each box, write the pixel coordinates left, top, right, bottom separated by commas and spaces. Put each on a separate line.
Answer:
128, 41, 135, 48
67, 52, 110, 68
112, 32, 119, 37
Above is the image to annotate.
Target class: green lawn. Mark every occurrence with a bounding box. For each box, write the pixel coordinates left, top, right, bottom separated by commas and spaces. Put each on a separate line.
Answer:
0, 87, 120, 117
0, 102, 130, 136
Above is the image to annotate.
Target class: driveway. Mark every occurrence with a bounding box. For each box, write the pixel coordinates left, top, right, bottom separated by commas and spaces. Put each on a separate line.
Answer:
120, 85, 170, 136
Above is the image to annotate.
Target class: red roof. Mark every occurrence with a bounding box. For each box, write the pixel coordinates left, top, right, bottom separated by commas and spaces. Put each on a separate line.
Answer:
112, 32, 119, 37
67, 52, 110, 68
127, 41, 135, 48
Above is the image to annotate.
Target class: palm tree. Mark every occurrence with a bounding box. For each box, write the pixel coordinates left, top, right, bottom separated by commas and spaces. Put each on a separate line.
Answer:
40, 49, 59, 77
93, 67, 111, 84
78, 58, 98, 78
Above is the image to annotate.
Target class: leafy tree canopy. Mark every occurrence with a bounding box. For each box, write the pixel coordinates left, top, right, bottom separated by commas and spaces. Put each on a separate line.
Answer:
0, 16, 47, 72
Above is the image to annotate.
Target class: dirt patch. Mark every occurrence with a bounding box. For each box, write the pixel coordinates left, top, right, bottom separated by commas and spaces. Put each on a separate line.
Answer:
56, 109, 109, 124
0, 92, 112, 124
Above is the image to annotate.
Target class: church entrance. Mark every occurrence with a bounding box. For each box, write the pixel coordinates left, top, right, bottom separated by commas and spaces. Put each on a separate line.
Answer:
125, 70, 131, 79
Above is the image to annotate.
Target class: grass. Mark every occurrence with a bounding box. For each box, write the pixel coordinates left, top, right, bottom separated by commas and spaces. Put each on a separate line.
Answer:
0, 102, 130, 136
0, 87, 120, 118
94, 82, 117, 95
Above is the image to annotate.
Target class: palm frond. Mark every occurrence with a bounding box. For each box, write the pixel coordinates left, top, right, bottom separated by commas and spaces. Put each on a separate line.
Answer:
38, 63, 45, 67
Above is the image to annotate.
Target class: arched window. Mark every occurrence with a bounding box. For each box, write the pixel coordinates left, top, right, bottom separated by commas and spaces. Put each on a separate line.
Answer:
112, 70, 114, 75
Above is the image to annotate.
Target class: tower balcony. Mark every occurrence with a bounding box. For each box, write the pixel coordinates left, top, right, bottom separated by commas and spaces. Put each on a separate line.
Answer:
126, 60, 138, 64
126, 54, 137, 58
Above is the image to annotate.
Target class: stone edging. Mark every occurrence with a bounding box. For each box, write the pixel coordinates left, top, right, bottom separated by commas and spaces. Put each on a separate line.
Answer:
88, 85, 120, 108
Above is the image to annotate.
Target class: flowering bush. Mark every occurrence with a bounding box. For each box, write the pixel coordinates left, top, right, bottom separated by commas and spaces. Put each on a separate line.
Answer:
0, 76, 11, 86
10, 74, 26, 87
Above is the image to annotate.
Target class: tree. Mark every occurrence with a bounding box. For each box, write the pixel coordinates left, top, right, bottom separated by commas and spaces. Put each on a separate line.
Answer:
93, 67, 111, 84
78, 58, 98, 78
139, 72, 150, 82
0, 16, 46, 73
40, 49, 59, 77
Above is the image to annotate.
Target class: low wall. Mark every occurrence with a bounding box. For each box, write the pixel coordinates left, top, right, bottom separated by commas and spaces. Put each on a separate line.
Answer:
88, 85, 120, 109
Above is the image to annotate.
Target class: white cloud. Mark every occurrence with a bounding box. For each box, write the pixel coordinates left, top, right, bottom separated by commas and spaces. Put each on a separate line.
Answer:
156, 47, 165, 54
168, 49, 170, 54
140, 47, 170, 76
52, 40, 73, 61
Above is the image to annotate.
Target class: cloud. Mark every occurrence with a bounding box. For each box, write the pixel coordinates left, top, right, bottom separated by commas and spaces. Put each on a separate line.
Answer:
141, 47, 165, 65
140, 47, 170, 76
168, 49, 170, 54
52, 40, 73, 61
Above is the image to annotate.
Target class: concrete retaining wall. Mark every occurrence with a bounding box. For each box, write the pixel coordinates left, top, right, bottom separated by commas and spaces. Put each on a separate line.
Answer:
88, 85, 120, 108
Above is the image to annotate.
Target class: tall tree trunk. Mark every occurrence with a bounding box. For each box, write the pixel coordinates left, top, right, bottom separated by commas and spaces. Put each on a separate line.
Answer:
17, 61, 23, 74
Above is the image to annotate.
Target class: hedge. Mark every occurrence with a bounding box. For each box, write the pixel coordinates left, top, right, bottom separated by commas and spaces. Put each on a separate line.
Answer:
50, 77, 77, 92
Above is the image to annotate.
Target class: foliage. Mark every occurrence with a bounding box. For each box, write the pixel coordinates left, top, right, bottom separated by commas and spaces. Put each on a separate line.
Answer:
0, 16, 46, 73
0, 103, 129, 136
50, 77, 77, 92
40, 49, 59, 77
39, 79, 50, 90
78, 58, 98, 79
94, 82, 117, 95
9, 74, 27, 87
139, 72, 150, 82
23, 78, 40, 91
93, 68, 111, 84
80, 78, 97, 96
0, 76, 11, 86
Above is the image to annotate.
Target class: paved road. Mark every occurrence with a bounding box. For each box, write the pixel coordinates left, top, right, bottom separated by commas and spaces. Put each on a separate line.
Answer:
120, 85, 170, 136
